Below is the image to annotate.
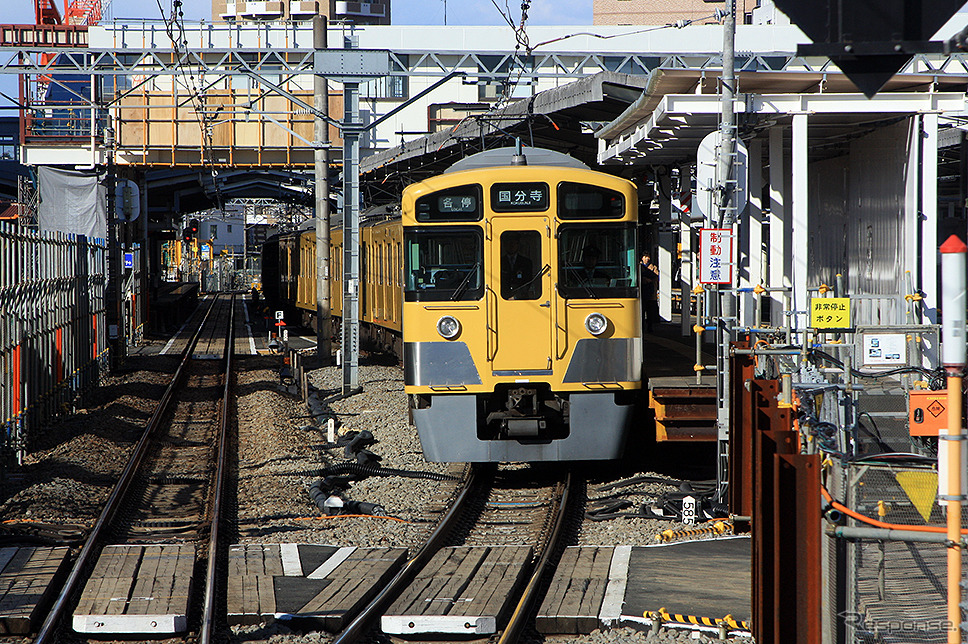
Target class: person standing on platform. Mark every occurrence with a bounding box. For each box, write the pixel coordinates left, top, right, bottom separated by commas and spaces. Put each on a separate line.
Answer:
640, 253, 660, 333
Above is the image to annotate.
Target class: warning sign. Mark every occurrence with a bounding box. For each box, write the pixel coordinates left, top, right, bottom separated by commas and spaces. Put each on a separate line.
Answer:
896, 470, 937, 523
810, 297, 850, 328
698, 228, 734, 285
909, 391, 947, 437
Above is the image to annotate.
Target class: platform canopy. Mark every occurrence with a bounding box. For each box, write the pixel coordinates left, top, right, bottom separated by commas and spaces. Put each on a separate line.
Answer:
359, 71, 650, 204
596, 67, 968, 166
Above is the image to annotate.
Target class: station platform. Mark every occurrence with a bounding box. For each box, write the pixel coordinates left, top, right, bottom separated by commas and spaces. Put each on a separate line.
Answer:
537, 537, 751, 635
0, 546, 70, 634
643, 317, 718, 441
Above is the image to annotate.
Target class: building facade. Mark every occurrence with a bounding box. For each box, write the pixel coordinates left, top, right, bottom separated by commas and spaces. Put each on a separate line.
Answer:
594, 0, 761, 26
212, 0, 390, 24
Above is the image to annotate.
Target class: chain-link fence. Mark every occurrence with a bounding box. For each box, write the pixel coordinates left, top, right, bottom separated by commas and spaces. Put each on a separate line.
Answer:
825, 460, 963, 644
786, 322, 957, 643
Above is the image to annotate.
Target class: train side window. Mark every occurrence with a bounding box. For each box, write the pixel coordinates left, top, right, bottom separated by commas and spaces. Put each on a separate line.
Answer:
558, 182, 625, 219
415, 184, 483, 222
500, 230, 542, 301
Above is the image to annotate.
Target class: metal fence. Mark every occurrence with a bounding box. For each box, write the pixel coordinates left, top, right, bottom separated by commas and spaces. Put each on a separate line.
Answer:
826, 460, 964, 644
0, 223, 107, 467
797, 324, 955, 644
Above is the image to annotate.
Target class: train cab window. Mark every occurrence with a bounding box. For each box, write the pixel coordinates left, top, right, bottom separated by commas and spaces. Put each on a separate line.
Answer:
415, 185, 483, 222
404, 228, 484, 302
500, 230, 542, 300
557, 225, 638, 299
558, 182, 625, 219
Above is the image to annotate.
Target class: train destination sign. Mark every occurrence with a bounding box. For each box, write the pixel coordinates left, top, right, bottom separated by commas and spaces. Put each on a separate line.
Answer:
490, 182, 549, 211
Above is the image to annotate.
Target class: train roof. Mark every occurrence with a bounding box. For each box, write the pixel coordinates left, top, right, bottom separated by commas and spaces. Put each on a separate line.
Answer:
444, 146, 589, 173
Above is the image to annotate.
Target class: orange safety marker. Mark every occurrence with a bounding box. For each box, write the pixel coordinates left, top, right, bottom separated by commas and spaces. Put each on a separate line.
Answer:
55, 327, 63, 384
12, 344, 21, 418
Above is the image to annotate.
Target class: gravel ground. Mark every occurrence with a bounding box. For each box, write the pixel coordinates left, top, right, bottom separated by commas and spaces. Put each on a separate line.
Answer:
0, 332, 751, 644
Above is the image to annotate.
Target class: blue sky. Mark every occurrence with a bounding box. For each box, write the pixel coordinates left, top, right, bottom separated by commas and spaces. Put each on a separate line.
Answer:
6, 0, 592, 25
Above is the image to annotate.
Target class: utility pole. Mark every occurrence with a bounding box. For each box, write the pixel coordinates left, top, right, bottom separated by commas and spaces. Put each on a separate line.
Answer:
715, 0, 737, 502
314, 16, 332, 362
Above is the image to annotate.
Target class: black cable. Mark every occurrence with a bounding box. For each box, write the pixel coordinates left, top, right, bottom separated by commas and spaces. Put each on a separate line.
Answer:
810, 348, 943, 382
853, 411, 894, 454
313, 461, 458, 482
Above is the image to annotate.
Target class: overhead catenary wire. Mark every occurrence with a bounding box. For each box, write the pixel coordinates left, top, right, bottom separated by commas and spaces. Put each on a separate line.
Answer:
155, 0, 224, 210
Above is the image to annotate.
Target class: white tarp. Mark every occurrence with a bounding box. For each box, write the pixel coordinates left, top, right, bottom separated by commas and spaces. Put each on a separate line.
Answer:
38, 166, 107, 239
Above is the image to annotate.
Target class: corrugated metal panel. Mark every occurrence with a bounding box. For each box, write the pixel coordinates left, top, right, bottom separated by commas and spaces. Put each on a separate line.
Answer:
808, 121, 909, 325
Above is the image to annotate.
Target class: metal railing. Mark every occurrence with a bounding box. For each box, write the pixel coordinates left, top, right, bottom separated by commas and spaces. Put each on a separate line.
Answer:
0, 222, 107, 467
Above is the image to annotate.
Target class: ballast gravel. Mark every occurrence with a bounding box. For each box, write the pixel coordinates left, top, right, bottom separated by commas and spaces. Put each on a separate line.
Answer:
0, 331, 750, 644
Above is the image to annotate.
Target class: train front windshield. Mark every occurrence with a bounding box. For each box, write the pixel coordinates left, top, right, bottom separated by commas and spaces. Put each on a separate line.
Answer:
557, 224, 638, 298
404, 228, 484, 302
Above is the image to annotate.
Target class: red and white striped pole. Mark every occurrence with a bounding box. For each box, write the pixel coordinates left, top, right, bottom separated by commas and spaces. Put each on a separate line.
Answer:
940, 234, 966, 644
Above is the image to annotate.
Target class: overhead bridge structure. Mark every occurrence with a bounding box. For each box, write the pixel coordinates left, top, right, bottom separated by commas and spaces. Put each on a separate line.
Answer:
1, 20, 966, 174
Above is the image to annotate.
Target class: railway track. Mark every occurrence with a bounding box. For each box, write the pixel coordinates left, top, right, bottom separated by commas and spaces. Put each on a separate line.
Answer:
32, 294, 237, 644
331, 464, 575, 644
0, 317, 739, 644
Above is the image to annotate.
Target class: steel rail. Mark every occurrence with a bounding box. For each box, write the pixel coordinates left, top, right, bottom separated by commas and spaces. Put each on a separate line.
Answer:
497, 471, 574, 644
330, 463, 481, 644
33, 295, 221, 644
200, 294, 236, 644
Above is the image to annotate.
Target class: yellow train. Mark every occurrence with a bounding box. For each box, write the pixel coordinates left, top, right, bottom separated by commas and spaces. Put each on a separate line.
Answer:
264, 146, 642, 462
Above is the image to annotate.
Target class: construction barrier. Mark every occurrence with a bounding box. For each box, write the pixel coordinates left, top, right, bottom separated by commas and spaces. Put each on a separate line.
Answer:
0, 222, 108, 467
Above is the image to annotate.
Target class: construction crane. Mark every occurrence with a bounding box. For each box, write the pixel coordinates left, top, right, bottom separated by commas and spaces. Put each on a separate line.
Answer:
35, 0, 107, 26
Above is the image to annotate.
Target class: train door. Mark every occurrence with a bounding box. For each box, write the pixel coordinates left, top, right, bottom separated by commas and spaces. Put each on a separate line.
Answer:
490, 219, 552, 373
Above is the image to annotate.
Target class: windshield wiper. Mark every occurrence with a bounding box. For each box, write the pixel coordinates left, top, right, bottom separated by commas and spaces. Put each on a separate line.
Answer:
575, 271, 598, 298
450, 262, 480, 301
508, 264, 550, 299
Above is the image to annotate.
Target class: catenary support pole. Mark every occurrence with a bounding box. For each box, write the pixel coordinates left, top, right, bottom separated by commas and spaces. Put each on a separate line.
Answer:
314, 16, 332, 361
342, 35, 361, 395
715, 0, 736, 503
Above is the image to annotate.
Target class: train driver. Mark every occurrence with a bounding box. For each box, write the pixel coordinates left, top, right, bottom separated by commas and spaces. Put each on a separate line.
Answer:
578, 245, 609, 284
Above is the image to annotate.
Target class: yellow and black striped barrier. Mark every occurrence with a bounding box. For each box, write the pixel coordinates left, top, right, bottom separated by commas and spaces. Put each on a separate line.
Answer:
645, 607, 750, 632
656, 520, 733, 543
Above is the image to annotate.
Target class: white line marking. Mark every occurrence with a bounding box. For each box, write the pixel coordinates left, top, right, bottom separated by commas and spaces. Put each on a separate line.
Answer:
307, 546, 356, 579
280, 543, 303, 576
599, 545, 632, 626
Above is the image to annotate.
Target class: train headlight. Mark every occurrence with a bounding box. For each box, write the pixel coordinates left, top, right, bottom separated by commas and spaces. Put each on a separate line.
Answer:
584, 312, 608, 336
436, 315, 461, 339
